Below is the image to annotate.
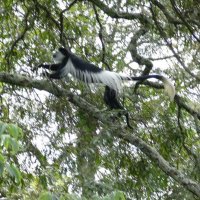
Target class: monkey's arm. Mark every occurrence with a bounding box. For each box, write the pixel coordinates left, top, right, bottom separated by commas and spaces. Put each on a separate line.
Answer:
42, 71, 63, 79
38, 63, 60, 71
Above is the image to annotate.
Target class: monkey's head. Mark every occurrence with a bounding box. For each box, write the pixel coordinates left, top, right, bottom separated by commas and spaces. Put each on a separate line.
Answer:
53, 47, 69, 63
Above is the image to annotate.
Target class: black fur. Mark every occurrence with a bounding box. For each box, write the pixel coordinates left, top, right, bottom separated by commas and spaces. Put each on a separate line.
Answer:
104, 86, 133, 129
67, 52, 102, 73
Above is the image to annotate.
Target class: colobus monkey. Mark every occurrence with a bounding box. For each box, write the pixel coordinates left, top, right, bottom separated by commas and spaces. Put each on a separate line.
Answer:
39, 47, 175, 98
38, 47, 175, 127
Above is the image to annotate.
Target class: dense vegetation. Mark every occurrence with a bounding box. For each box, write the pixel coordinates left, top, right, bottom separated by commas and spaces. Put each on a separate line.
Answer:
0, 0, 200, 199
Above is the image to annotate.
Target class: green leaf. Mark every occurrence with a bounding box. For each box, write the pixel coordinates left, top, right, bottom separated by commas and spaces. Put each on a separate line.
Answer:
0, 122, 7, 136
0, 154, 5, 162
7, 124, 20, 139
1, 134, 10, 149
39, 175, 48, 189
0, 154, 5, 175
39, 192, 58, 200
103, 191, 126, 200
6, 164, 21, 184
113, 191, 126, 200
0, 162, 4, 176
1, 134, 19, 153
9, 138, 19, 154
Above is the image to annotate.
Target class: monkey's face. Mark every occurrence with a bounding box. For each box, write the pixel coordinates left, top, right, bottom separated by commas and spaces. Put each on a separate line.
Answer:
53, 50, 65, 63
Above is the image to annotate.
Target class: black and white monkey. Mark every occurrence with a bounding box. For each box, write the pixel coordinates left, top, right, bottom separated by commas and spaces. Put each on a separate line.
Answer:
38, 47, 175, 127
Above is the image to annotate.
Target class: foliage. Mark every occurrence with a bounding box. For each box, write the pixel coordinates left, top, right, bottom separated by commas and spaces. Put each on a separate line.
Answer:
0, 122, 23, 196
0, 0, 200, 199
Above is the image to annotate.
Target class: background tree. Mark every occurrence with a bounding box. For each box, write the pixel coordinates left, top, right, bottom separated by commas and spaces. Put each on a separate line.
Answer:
0, 0, 200, 199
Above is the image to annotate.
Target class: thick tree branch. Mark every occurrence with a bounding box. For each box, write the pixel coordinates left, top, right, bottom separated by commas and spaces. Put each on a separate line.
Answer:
86, 0, 151, 24
128, 28, 153, 75
0, 72, 199, 120
0, 72, 109, 122
116, 131, 200, 197
128, 28, 154, 92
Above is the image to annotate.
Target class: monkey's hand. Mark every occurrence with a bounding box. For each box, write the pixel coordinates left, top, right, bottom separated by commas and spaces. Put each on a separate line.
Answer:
37, 63, 45, 68
42, 71, 50, 77
32, 63, 44, 71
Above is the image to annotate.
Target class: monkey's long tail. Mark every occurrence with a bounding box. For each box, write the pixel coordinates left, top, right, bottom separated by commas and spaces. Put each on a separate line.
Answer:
127, 74, 176, 101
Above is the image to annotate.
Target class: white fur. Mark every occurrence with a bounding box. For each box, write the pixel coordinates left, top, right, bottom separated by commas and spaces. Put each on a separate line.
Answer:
61, 58, 123, 92
96, 71, 123, 92
162, 77, 176, 101
53, 51, 65, 63
58, 58, 74, 77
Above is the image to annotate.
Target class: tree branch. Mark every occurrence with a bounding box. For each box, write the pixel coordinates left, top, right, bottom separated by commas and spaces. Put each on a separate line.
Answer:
0, 72, 109, 122
0, 72, 199, 120
86, 0, 151, 24
128, 28, 153, 75
150, 0, 181, 25
149, 3, 200, 82
116, 130, 200, 197
170, 0, 200, 43
93, 4, 110, 70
